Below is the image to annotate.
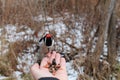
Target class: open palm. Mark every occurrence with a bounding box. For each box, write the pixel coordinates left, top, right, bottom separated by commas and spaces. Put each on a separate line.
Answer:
31, 51, 68, 80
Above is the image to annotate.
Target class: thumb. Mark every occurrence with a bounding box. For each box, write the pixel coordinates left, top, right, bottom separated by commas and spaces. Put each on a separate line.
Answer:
31, 63, 40, 71
60, 58, 66, 70
30, 63, 41, 80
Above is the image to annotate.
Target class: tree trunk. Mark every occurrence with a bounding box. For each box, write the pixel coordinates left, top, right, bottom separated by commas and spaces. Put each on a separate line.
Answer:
107, 11, 117, 70
106, 0, 117, 71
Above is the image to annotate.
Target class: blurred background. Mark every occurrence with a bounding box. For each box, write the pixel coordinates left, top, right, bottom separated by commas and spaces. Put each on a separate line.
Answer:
0, 0, 120, 80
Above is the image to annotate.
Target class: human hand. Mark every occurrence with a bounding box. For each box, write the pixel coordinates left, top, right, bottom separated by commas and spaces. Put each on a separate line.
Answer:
30, 51, 68, 80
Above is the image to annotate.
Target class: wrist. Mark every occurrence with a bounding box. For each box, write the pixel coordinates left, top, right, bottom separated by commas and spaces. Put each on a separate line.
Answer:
39, 77, 59, 80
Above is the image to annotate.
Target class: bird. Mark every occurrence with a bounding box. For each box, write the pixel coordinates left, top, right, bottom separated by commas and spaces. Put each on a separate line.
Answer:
35, 32, 54, 64
39, 32, 54, 52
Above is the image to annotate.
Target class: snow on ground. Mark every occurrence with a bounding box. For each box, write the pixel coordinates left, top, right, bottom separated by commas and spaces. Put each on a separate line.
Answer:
66, 61, 78, 80
5, 25, 34, 42
46, 23, 66, 37
12, 71, 23, 80
0, 76, 9, 80
0, 25, 35, 55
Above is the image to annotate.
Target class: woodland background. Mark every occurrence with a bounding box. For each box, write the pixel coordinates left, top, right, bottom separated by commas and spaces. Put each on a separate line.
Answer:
0, 0, 120, 80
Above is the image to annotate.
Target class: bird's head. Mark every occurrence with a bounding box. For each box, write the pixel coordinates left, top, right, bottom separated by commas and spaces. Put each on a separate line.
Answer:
45, 33, 52, 38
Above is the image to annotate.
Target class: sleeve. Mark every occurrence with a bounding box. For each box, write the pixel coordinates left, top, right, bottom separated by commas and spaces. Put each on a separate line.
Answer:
39, 77, 59, 80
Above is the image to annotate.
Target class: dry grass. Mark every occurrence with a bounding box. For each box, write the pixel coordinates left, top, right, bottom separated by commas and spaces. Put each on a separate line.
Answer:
114, 63, 120, 79
3, 77, 16, 80
0, 55, 13, 76
21, 73, 34, 80
0, 0, 43, 33
0, 43, 19, 76
0, 33, 14, 76
0, 39, 35, 79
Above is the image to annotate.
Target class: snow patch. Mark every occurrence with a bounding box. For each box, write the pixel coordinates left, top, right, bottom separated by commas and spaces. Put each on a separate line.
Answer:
0, 76, 9, 80
12, 71, 22, 80
66, 61, 78, 80
17, 53, 35, 73
45, 22, 67, 38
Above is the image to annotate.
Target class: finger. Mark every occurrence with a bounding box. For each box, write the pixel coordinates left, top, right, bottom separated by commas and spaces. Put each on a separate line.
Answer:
40, 57, 49, 68
55, 53, 61, 65
46, 52, 51, 57
30, 63, 40, 80
60, 57, 66, 70
50, 51, 56, 63
31, 63, 40, 71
